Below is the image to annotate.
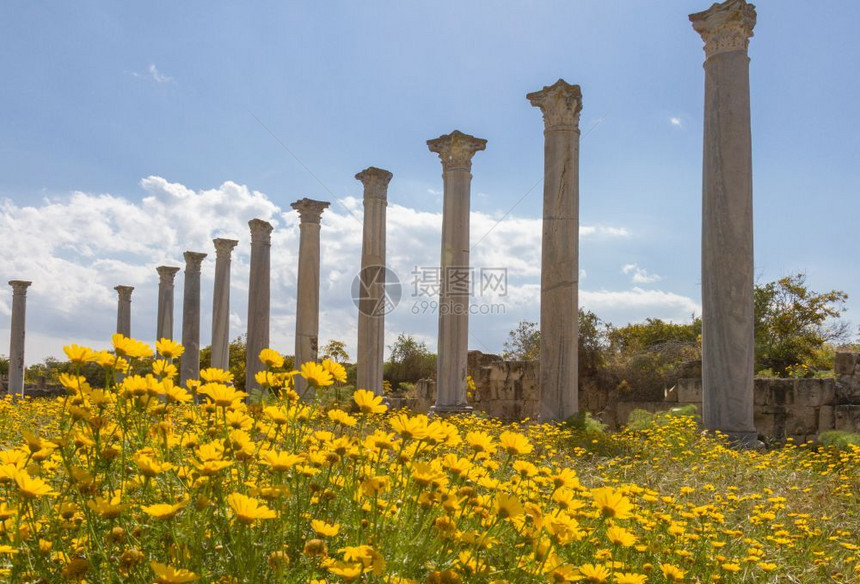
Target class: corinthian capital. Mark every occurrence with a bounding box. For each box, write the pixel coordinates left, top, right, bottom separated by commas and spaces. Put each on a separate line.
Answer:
114, 285, 134, 301
248, 219, 274, 245
156, 266, 180, 286
427, 130, 487, 172
292, 198, 330, 224
8, 280, 31, 295
355, 167, 393, 201
527, 79, 582, 131
183, 251, 207, 272
213, 238, 239, 259
690, 0, 756, 59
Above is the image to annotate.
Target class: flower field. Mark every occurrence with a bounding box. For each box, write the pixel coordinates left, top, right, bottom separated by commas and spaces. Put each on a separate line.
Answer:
0, 336, 858, 583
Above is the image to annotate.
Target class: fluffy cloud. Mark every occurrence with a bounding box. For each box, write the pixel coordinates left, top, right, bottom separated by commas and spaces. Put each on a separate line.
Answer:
0, 177, 693, 364
622, 263, 662, 284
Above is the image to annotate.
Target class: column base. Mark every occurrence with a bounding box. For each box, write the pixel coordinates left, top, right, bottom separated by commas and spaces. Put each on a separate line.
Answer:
429, 404, 473, 417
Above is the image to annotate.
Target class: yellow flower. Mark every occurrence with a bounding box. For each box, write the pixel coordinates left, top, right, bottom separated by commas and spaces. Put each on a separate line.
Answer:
721, 563, 741, 573
87, 495, 130, 519
311, 519, 340, 537
15, 471, 56, 498
155, 338, 185, 359
757, 562, 777, 572
199, 383, 246, 408
579, 563, 610, 583
142, 501, 187, 520
199, 367, 234, 383
390, 414, 429, 441
260, 450, 303, 472
328, 409, 357, 427
227, 492, 276, 524
465, 430, 496, 454
494, 493, 524, 520
152, 359, 178, 379
328, 561, 362, 581
615, 574, 647, 584
300, 362, 334, 387
591, 487, 634, 520
255, 370, 280, 388
498, 431, 533, 455
150, 561, 199, 583
606, 525, 637, 547
353, 389, 387, 414
659, 563, 686, 582
259, 348, 285, 368
63, 344, 96, 364
322, 359, 347, 383
112, 333, 153, 358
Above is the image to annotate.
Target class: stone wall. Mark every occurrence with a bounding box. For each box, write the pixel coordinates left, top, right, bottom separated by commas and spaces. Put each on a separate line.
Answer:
401, 350, 860, 441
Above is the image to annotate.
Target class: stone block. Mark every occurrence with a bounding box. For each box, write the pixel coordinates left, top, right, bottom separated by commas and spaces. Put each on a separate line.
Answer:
754, 410, 776, 440
784, 405, 818, 436
769, 379, 795, 406
836, 375, 860, 404
676, 378, 702, 404
818, 405, 835, 431
794, 379, 825, 407
834, 351, 858, 376
753, 379, 771, 406
834, 405, 860, 432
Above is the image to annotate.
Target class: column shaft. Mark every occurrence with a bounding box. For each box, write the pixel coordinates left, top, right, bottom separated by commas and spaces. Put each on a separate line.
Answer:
8, 281, 31, 396
691, 0, 757, 445
356, 168, 392, 396
114, 286, 134, 337
292, 198, 329, 399
247, 220, 273, 393
180, 252, 207, 386
211, 239, 238, 371
156, 266, 180, 341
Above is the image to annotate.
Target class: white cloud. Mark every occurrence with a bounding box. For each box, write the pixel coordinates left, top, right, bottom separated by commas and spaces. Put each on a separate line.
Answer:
622, 263, 661, 284
0, 177, 681, 364
669, 116, 683, 128
133, 64, 173, 84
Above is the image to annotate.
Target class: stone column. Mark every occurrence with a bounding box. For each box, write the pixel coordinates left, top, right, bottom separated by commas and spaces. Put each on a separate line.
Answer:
246, 219, 273, 393
114, 286, 134, 337
691, 0, 758, 446
527, 79, 583, 422
427, 130, 486, 413
156, 266, 180, 341
211, 238, 239, 371
355, 167, 393, 396
292, 198, 330, 399
7, 280, 31, 396
180, 251, 207, 386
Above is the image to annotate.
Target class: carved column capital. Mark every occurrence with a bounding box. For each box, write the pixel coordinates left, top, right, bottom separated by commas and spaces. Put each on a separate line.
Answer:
292, 198, 330, 224
213, 238, 239, 259
8, 280, 32, 295
355, 167, 393, 202
114, 285, 134, 301
527, 79, 583, 131
690, 0, 756, 59
156, 266, 181, 286
183, 251, 207, 272
249, 219, 274, 245
427, 130, 487, 172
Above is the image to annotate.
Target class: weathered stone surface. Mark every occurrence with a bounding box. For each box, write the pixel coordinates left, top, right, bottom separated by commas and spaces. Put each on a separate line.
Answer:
784, 405, 819, 437
246, 219, 273, 393
692, 0, 757, 446
180, 251, 207, 386
834, 405, 860, 432
836, 374, 860, 404
834, 351, 857, 376
156, 266, 180, 341
427, 131, 485, 414
211, 238, 238, 371
114, 285, 133, 337
793, 378, 835, 407
528, 79, 582, 422
818, 405, 835, 432
7, 280, 31, 396
355, 167, 392, 396
676, 378, 702, 403
293, 199, 330, 399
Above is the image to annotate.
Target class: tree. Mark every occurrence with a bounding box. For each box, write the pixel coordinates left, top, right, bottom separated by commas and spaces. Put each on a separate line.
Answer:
383, 334, 436, 390
502, 321, 540, 361
754, 273, 849, 376
320, 340, 350, 363
199, 335, 251, 389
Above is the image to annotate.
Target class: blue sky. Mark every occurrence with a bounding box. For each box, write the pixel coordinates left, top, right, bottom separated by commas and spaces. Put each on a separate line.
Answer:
1, 1, 859, 363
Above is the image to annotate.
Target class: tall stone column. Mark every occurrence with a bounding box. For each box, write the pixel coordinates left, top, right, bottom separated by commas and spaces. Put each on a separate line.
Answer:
355, 167, 393, 396
211, 238, 239, 371
7, 280, 31, 396
156, 266, 180, 341
527, 79, 583, 422
292, 198, 329, 399
114, 286, 134, 337
427, 130, 486, 413
180, 251, 207, 386
246, 219, 273, 393
691, 0, 758, 446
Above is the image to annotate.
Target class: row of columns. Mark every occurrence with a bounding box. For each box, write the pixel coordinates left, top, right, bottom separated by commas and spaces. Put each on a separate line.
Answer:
4, 0, 758, 443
